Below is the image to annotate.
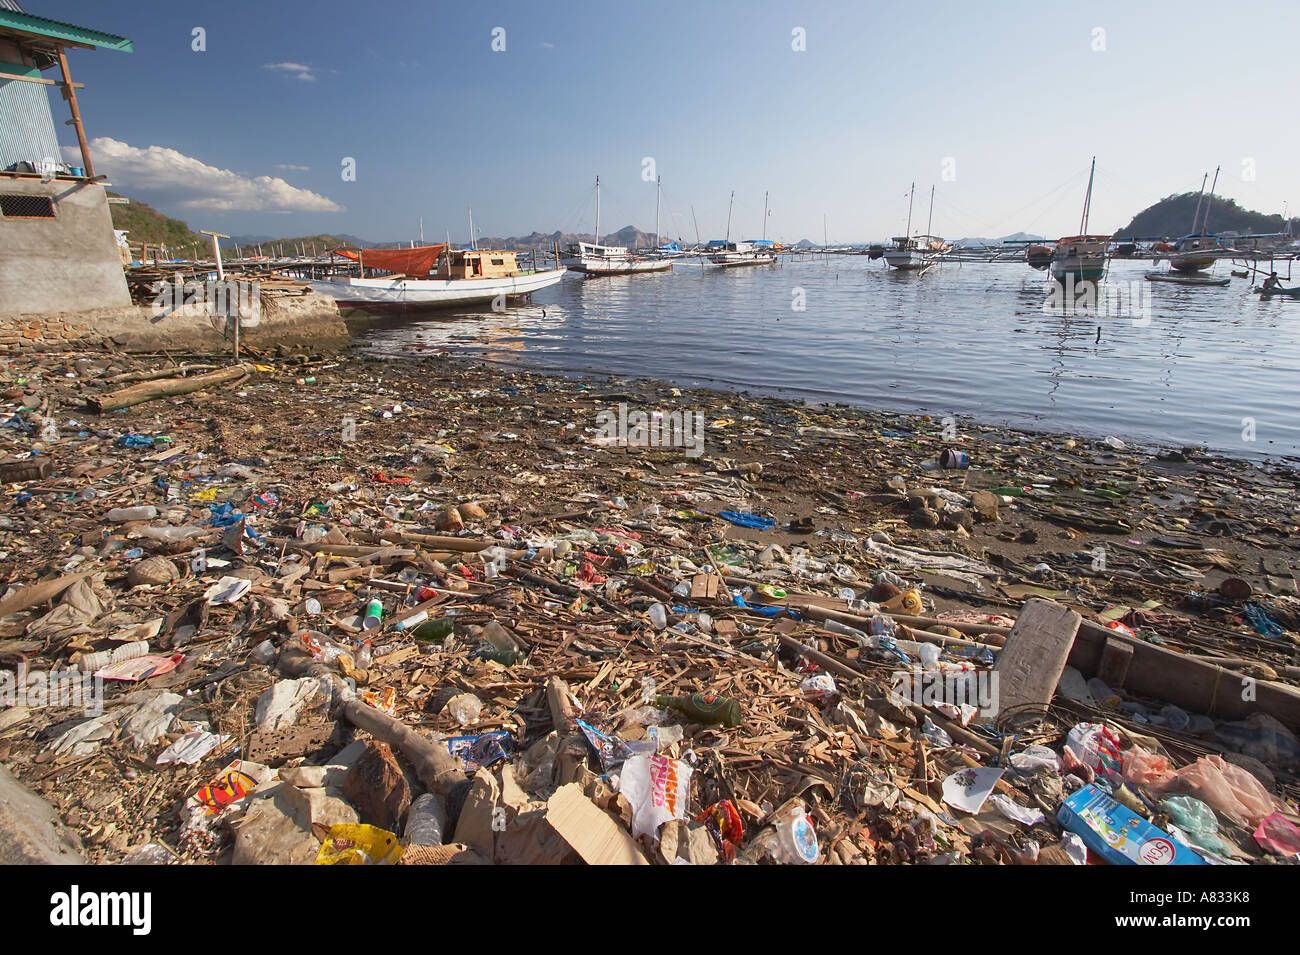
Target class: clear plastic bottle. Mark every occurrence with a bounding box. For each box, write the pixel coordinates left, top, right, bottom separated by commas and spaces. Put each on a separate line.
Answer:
106, 505, 158, 522
648, 603, 668, 630
403, 793, 448, 847
356, 640, 373, 669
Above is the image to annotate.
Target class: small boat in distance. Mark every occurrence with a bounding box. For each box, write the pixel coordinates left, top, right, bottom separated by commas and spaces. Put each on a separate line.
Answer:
566, 176, 672, 275
883, 184, 951, 271
309, 244, 566, 307
1158, 167, 1225, 273
1050, 158, 1109, 283
709, 240, 777, 267
709, 191, 779, 267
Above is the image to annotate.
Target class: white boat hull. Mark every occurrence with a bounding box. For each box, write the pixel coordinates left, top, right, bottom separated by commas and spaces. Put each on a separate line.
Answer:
308, 269, 567, 306
710, 252, 776, 268
569, 257, 672, 275
883, 249, 931, 270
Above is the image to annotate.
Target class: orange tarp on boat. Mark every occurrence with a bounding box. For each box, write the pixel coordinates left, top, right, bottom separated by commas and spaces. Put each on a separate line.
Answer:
334, 244, 448, 276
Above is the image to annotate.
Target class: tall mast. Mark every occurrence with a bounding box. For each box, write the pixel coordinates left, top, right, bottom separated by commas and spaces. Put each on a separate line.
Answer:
1190, 173, 1208, 234
654, 176, 661, 251
904, 182, 915, 239
418, 216, 423, 245
925, 184, 935, 238
725, 190, 734, 242
1079, 157, 1096, 235
1198, 165, 1221, 234
594, 176, 600, 248
763, 190, 769, 241
691, 205, 701, 247
823, 213, 828, 251
468, 208, 476, 251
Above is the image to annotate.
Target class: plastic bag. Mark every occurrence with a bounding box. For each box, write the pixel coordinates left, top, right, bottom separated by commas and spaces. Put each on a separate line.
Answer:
1066, 722, 1122, 772
1161, 795, 1235, 857
617, 754, 691, 840
1122, 744, 1177, 788
1164, 755, 1279, 829
314, 824, 403, 865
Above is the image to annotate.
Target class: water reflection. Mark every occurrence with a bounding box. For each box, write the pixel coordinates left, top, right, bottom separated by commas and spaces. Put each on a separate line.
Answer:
353, 257, 1300, 458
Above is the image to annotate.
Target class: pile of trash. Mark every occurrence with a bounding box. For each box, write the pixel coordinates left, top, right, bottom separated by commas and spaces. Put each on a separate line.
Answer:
0, 346, 1296, 864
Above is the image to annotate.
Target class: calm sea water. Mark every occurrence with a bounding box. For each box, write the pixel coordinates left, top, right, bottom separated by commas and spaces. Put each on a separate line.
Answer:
353, 256, 1300, 460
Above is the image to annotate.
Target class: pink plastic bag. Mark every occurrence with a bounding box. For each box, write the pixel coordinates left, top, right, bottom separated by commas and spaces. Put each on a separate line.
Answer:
1122, 745, 1177, 788
1164, 756, 1279, 829
1253, 813, 1300, 857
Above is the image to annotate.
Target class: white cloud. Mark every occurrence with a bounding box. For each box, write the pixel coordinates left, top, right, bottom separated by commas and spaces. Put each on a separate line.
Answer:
74, 138, 342, 213
276, 163, 310, 171
263, 62, 316, 82
541, 41, 555, 48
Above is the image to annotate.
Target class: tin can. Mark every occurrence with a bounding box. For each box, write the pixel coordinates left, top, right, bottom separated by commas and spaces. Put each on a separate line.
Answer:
362, 598, 383, 630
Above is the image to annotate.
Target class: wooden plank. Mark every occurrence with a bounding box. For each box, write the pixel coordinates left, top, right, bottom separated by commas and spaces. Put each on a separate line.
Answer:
1097, 638, 1134, 689
985, 598, 1081, 723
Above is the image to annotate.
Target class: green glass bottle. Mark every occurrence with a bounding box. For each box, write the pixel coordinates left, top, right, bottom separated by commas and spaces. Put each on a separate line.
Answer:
655, 692, 743, 728
411, 617, 456, 642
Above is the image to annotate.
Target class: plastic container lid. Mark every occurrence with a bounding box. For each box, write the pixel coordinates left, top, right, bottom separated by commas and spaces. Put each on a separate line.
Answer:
779, 809, 820, 864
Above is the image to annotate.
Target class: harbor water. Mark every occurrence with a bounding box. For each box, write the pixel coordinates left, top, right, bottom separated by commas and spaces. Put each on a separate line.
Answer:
353, 256, 1300, 461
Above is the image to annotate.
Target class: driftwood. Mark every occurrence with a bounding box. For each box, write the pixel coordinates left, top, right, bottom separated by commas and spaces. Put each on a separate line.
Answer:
340, 700, 464, 796
87, 363, 254, 413
101, 363, 219, 385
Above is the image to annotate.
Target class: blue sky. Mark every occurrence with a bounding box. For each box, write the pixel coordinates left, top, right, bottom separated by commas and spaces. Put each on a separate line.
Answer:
39, 0, 1299, 244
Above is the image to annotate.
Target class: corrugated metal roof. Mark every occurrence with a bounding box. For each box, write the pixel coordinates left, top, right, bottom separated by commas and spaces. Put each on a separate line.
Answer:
0, 7, 132, 52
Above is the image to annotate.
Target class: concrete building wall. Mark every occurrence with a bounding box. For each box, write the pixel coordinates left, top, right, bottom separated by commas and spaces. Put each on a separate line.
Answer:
0, 177, 131, 316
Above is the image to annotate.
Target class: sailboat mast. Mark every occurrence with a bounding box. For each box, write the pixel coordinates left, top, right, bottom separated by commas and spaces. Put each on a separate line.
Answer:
1190, 173, 1208, 234
594, 176, 600, 248
925, 185, 935, 238
905, 182, 915, 238
654, 176, 661, 251
468, 208, 476, 251
1198, 165, 1221, 234
725, 191, 734, 242
763, 190, 769, 241
419, 216, 423, 244
1079, 157, 1096, 235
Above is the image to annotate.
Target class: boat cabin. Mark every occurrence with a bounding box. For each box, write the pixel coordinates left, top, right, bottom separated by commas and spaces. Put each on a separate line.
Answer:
434, 249, 520, 279
1172, 233, 1218, 253
1052, 235, 1110, 257
890, 235, 947, 252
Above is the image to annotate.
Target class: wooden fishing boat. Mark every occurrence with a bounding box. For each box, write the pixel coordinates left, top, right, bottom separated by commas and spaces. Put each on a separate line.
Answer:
1049, 159, 1109, 283
309, 245, 566, 307
1258, 284, 1300, 299
566, 176, 672, 275
1144, 271, 1230, 287
883, 184, 950, 271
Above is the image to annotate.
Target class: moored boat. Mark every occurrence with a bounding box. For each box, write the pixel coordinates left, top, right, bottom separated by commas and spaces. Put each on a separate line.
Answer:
882, 184, 950, 271
309, 245, 566, 307
1049, 158, 1109, 283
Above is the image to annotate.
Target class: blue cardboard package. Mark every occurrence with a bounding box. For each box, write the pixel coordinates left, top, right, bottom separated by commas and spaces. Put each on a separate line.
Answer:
1057, 784, 1207, 865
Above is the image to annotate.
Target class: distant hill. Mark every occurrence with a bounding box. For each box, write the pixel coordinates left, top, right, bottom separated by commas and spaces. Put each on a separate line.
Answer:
953, 232, 1044, 248
1116, 193, 1297, 239
107, 194, 206, 251
467, 224, 663, 252
220, 234, 366, 254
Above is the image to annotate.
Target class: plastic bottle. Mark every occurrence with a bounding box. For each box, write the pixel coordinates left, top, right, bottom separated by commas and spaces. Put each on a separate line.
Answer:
356, 640, 373, 669
647, 724, 684, 751
655, 692, 743, 728
106, 506, 158, 522
362, 598, 383, 631
824, 618, 869, 642
403, 793, 448, 847
135, 524, 207, 544
393, 610, 428, 632
648, 603, 668, 630
480, 620, 521, 665
76, 640, 150, 672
